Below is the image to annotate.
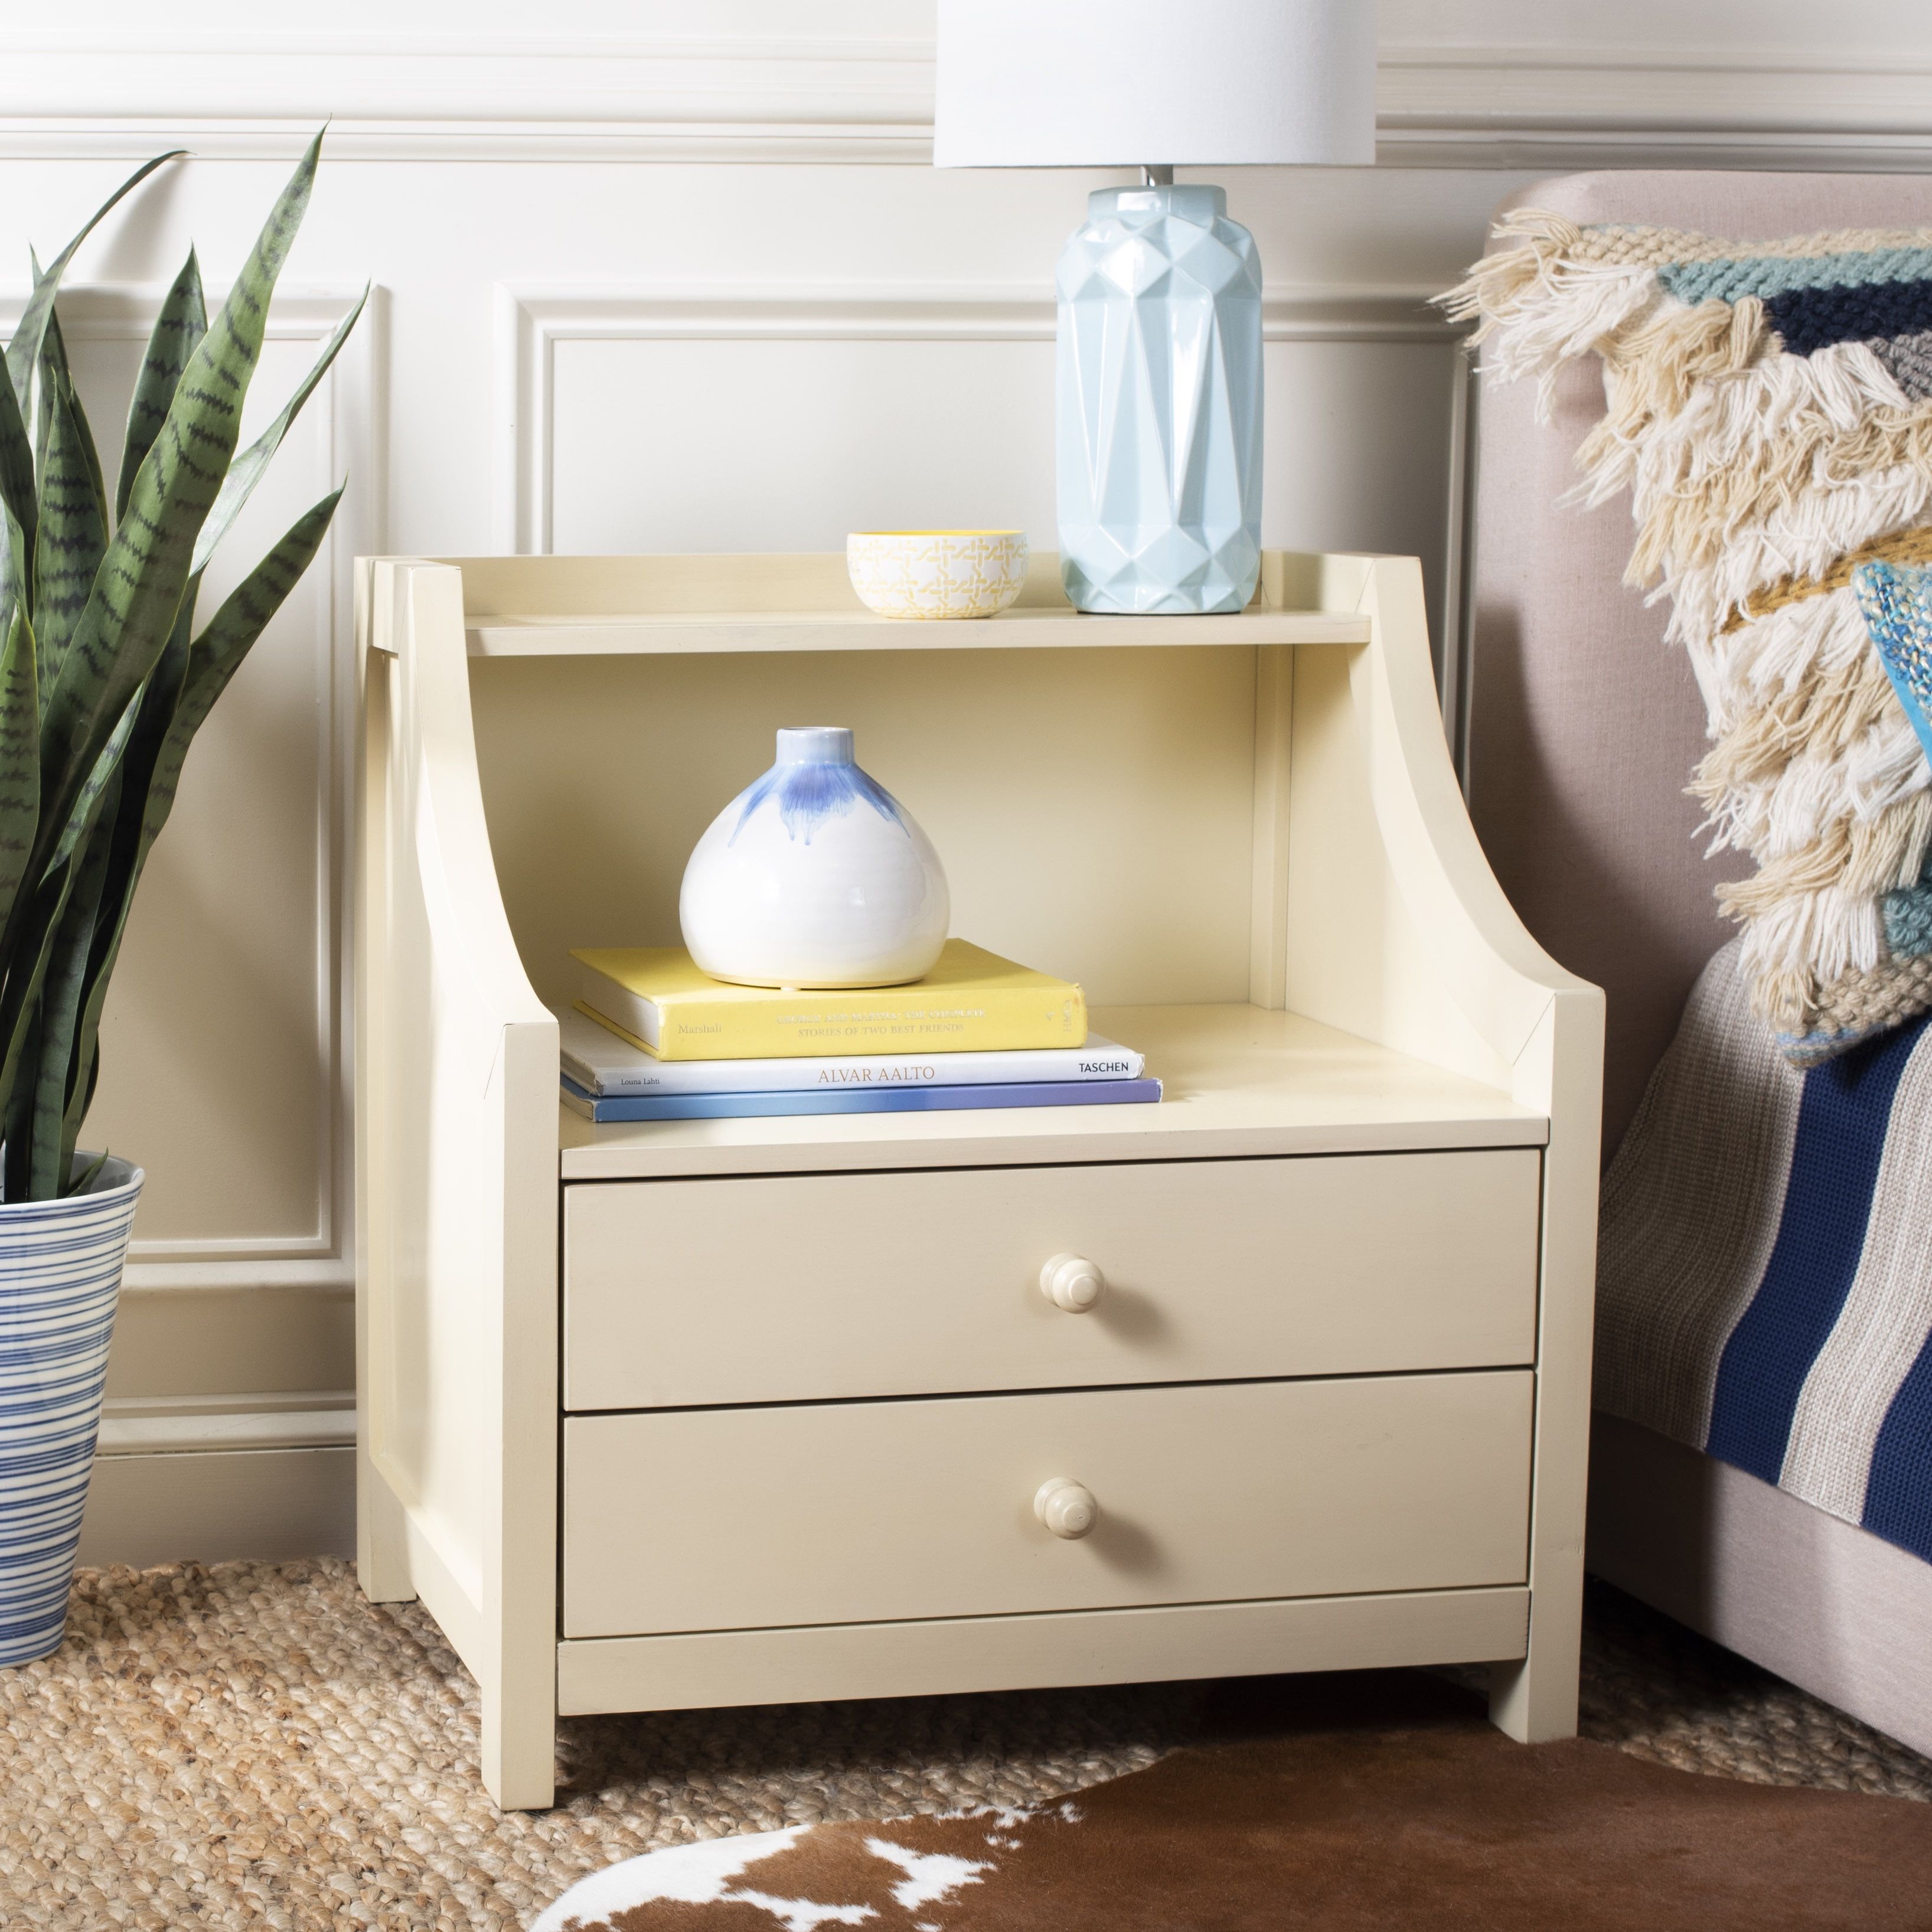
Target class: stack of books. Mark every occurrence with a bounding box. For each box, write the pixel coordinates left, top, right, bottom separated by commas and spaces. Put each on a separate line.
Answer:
560, 939, 1161, 1122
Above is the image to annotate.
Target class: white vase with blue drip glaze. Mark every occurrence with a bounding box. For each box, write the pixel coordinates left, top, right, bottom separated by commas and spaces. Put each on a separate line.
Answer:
680, 726, 950, 989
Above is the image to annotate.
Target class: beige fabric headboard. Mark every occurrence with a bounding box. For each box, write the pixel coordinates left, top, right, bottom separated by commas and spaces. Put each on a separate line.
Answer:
1464, 170, 1932, 1156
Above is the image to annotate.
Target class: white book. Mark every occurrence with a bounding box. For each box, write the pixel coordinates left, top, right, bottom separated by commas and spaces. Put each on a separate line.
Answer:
556, 1004, 1143, 1097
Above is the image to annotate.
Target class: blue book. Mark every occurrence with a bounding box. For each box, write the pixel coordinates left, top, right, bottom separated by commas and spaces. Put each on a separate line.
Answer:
559, 1073, 1161, 1123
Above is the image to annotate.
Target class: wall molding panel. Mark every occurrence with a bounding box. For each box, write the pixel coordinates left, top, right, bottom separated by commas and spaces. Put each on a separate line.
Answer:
2, 34, 1931, 169
78, 1444, 355, 1568
496, 283, 1461, 557
0, 31, 934, 165
98, 1390, 356, 1455
1377, 44, 1932, 171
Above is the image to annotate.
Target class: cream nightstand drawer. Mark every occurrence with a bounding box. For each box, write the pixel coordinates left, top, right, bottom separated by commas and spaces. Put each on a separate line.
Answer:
562, 1149, 1540, 1411
561, 1370, 1533, 1639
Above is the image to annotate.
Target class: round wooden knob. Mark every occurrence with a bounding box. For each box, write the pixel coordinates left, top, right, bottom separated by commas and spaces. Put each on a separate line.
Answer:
1039, 1253, 1104, 1313
1034, 1477, 1099, 1539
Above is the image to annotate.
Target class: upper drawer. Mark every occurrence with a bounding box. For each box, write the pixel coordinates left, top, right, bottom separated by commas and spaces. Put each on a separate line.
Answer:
563, 1148, 1539, 1411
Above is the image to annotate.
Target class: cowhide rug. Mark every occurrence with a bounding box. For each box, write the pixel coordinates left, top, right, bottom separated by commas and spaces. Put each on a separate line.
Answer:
533, 1673, 1932, 1931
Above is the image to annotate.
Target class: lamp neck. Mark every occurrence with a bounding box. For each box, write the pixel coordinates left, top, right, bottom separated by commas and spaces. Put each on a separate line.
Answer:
1140, 165, 1174, 188
1086, 184, 1229, 226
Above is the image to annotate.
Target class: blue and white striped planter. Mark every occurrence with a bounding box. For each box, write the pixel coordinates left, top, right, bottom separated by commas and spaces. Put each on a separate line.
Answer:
0, 1156, 143, 1668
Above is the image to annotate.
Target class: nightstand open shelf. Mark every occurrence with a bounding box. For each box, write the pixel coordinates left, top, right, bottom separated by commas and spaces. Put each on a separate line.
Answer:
557, 1001, 1548, 1181
356, 547, 1603, 1807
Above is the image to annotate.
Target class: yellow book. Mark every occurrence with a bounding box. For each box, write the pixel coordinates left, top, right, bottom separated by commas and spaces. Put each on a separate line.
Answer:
569, 941, 1087, 1061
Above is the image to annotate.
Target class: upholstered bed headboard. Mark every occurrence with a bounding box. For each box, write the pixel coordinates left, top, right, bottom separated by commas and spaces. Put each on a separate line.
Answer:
1465, 170, 1932, 1156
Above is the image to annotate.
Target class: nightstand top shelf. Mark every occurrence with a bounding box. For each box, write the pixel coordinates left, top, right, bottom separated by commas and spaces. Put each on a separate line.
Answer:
556, 1003, 1549, 1182
407, 550, 1373, 658
467, 606, 1369, 657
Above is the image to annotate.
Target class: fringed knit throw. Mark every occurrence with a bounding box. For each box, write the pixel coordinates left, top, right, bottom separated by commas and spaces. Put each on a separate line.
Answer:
1445, 215, 1932, 1065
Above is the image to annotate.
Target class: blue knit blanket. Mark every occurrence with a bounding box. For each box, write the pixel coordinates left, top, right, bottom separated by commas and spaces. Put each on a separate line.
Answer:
1596, 941, 1932, 1563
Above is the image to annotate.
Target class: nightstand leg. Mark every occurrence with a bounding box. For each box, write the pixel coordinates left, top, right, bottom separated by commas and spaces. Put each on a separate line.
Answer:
482, 1678, 559, 1810
1491, 992, 1600, 1747
1487, 1578, 1583, 1742
355, 1439, 416, 1605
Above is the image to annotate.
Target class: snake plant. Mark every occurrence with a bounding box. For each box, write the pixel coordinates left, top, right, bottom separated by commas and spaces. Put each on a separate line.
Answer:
0, 134, 363, 1201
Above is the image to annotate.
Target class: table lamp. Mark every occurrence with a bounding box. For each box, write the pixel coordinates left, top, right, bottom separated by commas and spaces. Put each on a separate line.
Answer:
934, 0, 1377, 616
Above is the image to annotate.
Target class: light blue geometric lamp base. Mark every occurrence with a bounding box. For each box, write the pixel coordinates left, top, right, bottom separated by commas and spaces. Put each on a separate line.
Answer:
1056, 184, 1264, 616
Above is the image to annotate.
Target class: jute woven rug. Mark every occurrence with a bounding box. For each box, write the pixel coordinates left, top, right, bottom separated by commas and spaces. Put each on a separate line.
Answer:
0, 1562, 1925, 1930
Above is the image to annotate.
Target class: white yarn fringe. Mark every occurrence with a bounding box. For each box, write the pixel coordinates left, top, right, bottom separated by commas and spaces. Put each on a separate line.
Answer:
1454, 217, 1932, 1018
1670, 465, 1932, 647
1690, 592, 1876, 733
1574, 339, 1912, 526
1752, 724, 1930, 851
1475, 262, 1661, 419
1741, 886, 1888, 993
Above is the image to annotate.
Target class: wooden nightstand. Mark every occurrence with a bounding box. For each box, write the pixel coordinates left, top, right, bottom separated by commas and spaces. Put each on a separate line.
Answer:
354, 550, 1603, 1809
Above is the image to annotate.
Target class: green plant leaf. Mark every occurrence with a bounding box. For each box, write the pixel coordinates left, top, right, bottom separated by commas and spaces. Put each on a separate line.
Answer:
4, 138, 347, 1191
113, 492, 336, 886
64, 1148, 107, 1197
0, 688, 138, 1169
55, 969, 103, 1193
95, 600, 191, 904
0, 606, 40, 941
0, 859, 77, 1189
0, 359, 36, 593
193, 283, 363, 575
52, 694, 138, 873
5, 151, 184, 423
60, 487, 342, 1172
0, 511, 24, 657
33, 359, 109, 697
27, 132, 323, 932
2, 991, 35, 1204
28, 778, 116, 1198
60, 599, 190, 1137
38, 310, 106, 527
118, 250, 205, 526
172, 488, 342, 774
30, 260, 53, 478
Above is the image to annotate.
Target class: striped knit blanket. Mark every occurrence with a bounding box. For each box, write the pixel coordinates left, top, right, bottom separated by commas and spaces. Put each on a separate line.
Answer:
1446, 218, 1932, 1065
1597, 939, 1932, 1563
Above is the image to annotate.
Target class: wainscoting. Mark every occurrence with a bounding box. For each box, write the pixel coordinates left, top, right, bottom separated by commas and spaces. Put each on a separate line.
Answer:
79, 1397, 355, 1568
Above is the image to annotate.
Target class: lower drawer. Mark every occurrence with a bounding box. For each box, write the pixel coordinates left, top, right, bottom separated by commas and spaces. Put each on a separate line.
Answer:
562, 1370, 1533, 1639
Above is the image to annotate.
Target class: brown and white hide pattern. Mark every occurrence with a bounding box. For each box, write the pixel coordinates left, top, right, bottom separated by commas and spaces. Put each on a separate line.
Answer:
533, 1675, 1932, 1932
531, 1806, 1061, 1932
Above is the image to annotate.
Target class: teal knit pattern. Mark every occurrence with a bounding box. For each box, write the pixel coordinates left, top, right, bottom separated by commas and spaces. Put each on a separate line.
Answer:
1856, 560, 1932, 776
1885, 866, 1932, 958
1856, 560, 1932, 972
1662, 247, 1932, 306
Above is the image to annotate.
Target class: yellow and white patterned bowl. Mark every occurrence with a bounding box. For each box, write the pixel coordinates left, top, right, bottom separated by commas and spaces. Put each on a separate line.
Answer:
846, 530, 1029, 621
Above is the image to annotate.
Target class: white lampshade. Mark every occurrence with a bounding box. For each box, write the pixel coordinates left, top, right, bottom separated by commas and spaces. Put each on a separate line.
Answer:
933, 0, 1377, 169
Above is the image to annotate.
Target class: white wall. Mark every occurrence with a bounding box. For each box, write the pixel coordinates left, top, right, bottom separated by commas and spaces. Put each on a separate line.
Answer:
6, 1, 1926, 1560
